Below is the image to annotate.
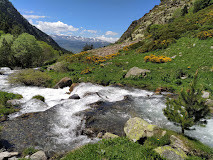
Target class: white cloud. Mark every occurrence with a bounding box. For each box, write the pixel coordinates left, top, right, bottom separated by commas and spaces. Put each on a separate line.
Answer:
105, 31, 118, 36
23, 15, 46, 19
24, 10, 34, 14
35, 21, 79, 35
96, 35, 119, 43
82, 29, 97, 34
87, 30, 97, 34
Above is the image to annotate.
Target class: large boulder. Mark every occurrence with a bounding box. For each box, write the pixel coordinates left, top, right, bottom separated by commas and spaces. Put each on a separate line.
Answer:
0, 152, 19, 160
54, 77, 72, 89
30, 151, 47, 160
170, 135, 189, 153
154, 146, 187, 160
125, 67, 150, 78
124, 117, 158, 142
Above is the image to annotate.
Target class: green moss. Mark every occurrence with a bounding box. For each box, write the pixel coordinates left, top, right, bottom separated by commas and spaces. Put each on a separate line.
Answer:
32, 95, 45, 102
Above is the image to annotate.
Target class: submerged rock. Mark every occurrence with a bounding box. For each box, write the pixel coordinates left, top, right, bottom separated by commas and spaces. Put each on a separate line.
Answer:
125, 67, 150, 78
154, 146, 187, 160
80, 98, 136, 138
124, 117, 158, 142
69, 94, 80, 100
54, 77, 72, 89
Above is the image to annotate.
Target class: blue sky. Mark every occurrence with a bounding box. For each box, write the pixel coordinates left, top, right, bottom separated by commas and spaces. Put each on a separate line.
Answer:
11, 0, 160, 42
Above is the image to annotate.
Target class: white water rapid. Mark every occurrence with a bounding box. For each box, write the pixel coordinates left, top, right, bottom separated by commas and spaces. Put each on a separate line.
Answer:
0, 67, 212, 149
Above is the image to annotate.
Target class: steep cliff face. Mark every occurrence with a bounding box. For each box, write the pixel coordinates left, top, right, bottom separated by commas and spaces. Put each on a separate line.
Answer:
118, 0, 195, 43
0, 0, 64, 51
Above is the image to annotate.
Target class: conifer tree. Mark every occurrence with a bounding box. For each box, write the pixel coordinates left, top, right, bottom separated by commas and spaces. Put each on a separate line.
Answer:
163, 71, 210, 134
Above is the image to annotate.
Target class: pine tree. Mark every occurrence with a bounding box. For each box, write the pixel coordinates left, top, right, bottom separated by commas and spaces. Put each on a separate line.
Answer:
163, 71, 210, 134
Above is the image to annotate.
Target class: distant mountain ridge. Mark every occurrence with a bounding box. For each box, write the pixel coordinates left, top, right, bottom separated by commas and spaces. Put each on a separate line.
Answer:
51, 35, 110, 53
0, 0, 64, 51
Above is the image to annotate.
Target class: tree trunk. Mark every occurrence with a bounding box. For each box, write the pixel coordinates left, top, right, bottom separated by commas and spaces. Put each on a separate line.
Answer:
181, 127, 184, 134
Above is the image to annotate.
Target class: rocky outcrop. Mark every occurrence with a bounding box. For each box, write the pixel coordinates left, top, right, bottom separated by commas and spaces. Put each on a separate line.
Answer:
118, 0, 195, 43
54, 77, 72, 89
154, 146, 188, 160
125, 67, 150, 78
30, 151, 47, 160
124, 117, 158, 142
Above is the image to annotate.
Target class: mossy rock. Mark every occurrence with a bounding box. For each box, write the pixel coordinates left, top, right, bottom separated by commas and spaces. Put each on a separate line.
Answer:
155, 145, 187, 160
124, 117, 158, 142
102, 132, 119, 139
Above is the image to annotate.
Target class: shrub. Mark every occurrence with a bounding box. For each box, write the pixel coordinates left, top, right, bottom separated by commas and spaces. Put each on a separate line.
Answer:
193, 0, 213, 13
144, 54, 172, 63
65, 51, 89, 63
197, 29, 213, 39
0, 91, 23, 117
9, 69, 52, 87
81, 67, 92, 74
32, 95, 45, 102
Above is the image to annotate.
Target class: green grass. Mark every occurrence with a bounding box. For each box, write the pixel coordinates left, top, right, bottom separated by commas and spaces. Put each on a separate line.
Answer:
62, 137, 165, 160
0, 91, 23, 117
43, 37, 212, 96
62, 132, 213, 160
22, 147, 38, 156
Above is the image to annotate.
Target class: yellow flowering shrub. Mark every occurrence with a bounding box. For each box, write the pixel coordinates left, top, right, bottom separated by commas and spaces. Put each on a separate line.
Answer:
86, 52, 120, 64
144, 54, 172, 63
66, 51, 89, 62
197, 30, 213, 40
81, 67, 92, 74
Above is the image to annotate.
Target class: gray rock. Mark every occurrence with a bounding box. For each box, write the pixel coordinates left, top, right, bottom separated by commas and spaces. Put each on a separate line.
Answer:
102, 132, 119, 139
7, 99, 22, 106
202, 91, 210, 99
124, 117, 158, 142
205, 99, 213, 107
170, 135, 189, 153
53, 77, 72, 89
210, 46, 213, 49
154, 146, 187, 160
30, 151, 47, 160
8, 157, 18, 160
125, 67, 150, 78
0, 152, 19, 160
69, 94, 80, 100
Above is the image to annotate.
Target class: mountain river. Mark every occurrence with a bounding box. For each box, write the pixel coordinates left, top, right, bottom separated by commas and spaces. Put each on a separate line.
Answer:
0, 67, 212, 153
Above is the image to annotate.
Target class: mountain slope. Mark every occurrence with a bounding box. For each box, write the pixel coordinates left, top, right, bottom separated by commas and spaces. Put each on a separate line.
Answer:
117, 0, 195, 43
0, 0, 64, 51
51, 35, 110, 53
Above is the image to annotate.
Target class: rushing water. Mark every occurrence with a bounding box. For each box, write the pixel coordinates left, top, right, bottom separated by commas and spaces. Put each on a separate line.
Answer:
0, 67, 212, 149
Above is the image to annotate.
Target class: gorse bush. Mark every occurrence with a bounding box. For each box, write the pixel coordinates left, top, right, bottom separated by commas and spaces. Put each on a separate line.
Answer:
197, 29, 213, 39
144, 54, 172, 63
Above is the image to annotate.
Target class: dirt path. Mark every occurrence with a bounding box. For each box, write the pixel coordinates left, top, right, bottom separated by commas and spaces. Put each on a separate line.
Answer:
89, 41, 138, 56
